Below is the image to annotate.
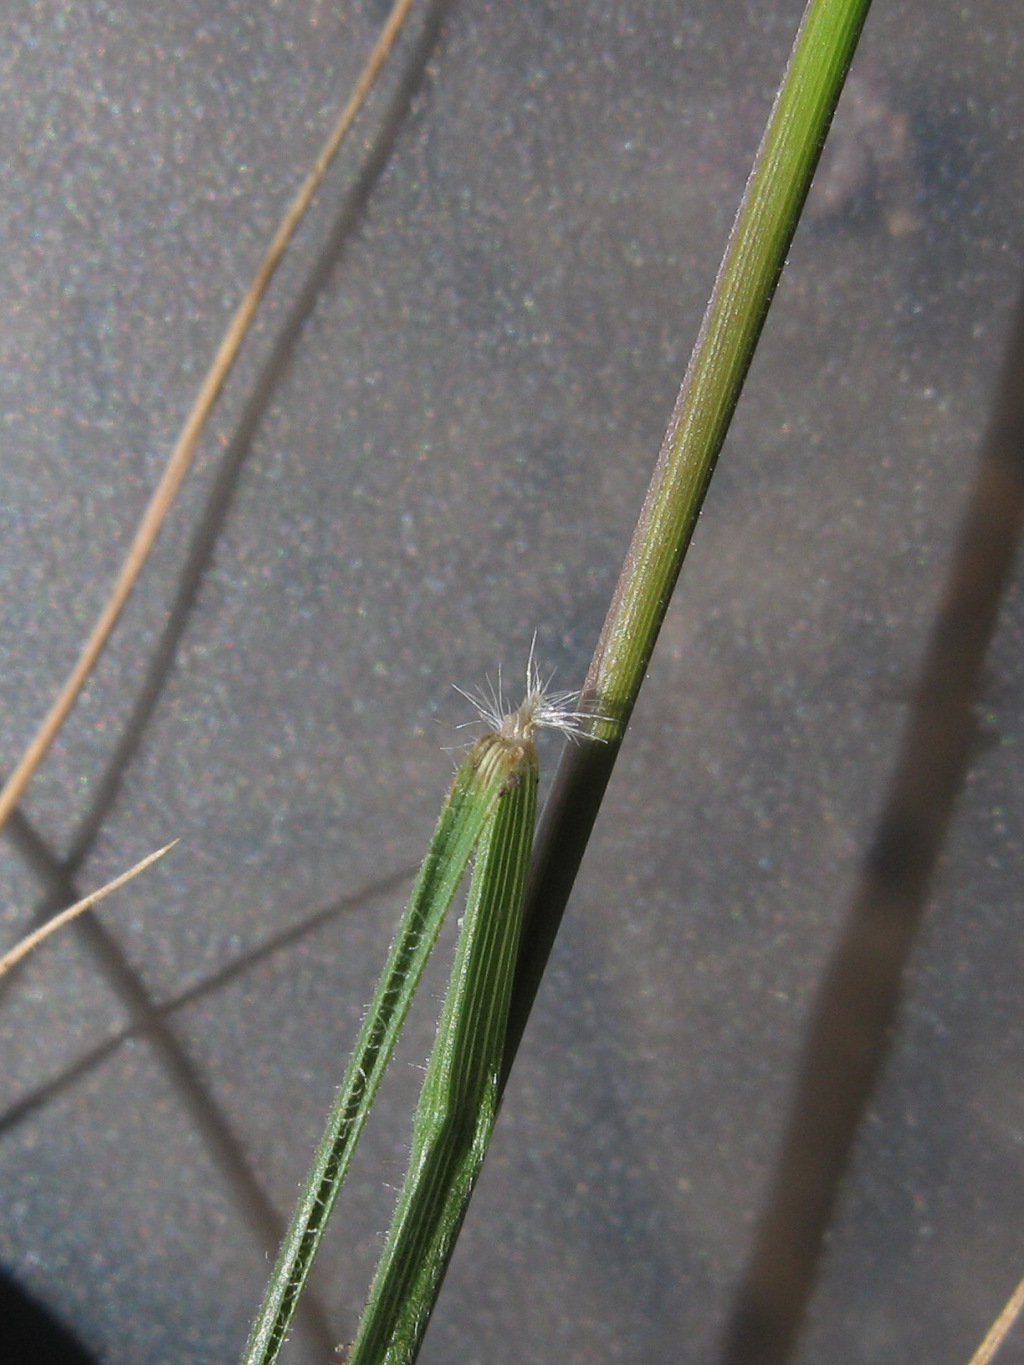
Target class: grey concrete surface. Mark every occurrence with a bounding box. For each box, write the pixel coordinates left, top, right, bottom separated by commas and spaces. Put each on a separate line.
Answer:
1, 1, 1022, 1362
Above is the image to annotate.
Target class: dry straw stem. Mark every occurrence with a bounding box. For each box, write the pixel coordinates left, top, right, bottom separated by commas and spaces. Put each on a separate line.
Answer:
967, 1270, 1024, 1365
0, 840, 178, 979
0, 0, 418, 839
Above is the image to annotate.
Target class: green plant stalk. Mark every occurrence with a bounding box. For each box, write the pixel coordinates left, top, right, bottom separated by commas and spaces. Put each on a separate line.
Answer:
592, 0, 873, 726
247, 0, 874, 1355
348, 731, 537, 1365
241, 741, 512, 1365
590, 0, 873, 719
503, 0, 874, 1081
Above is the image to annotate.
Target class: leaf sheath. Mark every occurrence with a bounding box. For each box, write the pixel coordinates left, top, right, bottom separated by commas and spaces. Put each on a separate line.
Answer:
242, 739, 514, 1365
348, 735, 538, 1365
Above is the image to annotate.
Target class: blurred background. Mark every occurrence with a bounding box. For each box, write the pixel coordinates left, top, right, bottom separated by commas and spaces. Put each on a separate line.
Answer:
0, 1, 1022, 1361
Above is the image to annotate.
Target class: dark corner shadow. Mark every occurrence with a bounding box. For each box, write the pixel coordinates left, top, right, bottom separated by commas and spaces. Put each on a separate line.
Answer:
0, 861, 416, 1142
715, 278, 1024, 1365
0, 1268, 99, 1365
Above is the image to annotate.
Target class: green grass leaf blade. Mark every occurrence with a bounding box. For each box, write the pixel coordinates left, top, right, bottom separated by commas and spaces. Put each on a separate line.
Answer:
348, 735, 539, 1365
241, 742, 512, 1365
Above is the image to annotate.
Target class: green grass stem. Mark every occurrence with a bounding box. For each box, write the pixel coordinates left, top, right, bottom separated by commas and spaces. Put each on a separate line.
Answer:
504, 0, 874, 1080
247, 0, 876, 1357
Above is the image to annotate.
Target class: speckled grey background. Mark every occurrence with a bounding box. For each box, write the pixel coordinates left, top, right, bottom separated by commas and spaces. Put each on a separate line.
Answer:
1, 1, 1022, 1363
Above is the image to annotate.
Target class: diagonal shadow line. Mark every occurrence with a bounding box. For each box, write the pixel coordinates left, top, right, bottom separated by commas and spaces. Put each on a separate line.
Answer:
0, 2, 455, 1353
0, 861, 417, 1142
715, 278, 1024, 1365
3, 806, 338, 1357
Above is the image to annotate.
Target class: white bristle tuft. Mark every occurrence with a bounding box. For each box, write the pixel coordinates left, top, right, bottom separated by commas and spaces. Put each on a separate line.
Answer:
454, 636, 600, 744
